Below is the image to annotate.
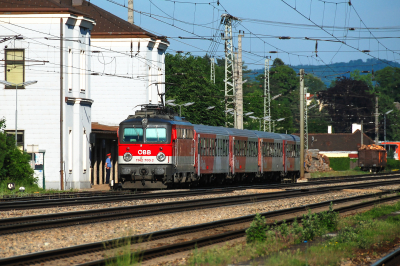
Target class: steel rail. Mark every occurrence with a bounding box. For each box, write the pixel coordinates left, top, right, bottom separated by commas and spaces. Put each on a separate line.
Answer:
1, 191, 399, 266
0, 188, 235, 211
371, 245, 400, 266
1, 173, 399, 211
0, 179, 399, 236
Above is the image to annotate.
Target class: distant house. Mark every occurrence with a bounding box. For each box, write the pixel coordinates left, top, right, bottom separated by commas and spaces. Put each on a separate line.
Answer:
296, 130, 375, 158
0, 0, 168, 189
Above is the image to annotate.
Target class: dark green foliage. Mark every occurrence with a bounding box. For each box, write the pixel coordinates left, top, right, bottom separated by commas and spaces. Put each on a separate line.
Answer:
329, 157, 350, 171
387, 159, 400, 170
246, 213, 267, 244
0, 118, 35, 184
318, 77, 375, 134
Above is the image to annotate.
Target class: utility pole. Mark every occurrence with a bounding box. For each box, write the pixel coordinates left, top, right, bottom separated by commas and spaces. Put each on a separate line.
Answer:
210, 57, 215, 84
361, 119, 363, 146
299, 69, 305, 180
305, 88, 309, 149
128, 0, 134, 24
221, 14, 238, 127
236, 33, 243, 129
375, 96, 379, 144
60, 18, 64, 190
264, 58, 271, 132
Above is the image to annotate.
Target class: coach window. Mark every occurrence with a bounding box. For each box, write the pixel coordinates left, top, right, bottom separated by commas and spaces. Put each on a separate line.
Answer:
198, 139, 202, 155
224, 140, 227, 156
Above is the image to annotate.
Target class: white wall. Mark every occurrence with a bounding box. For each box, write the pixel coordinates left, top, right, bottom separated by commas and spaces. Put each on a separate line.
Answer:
90, 38, 168, 126
0, 14, 94, 189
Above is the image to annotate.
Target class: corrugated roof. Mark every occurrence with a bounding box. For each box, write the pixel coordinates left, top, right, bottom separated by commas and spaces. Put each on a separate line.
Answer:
193, 125, 230, 136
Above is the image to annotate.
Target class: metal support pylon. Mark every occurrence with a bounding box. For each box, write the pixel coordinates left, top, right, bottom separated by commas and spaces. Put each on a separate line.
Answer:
304, 87, 308, 150
210, 57, 215, 84
264, 58, 271, 132
221, 14, 238, 127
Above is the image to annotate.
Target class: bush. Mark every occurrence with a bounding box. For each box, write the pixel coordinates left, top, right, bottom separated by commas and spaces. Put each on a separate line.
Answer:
246, 213, 267, 244
387, 159, 400, 170
319, 202, 339, 231
329, 157, 350, 171
0, 118, 35, 185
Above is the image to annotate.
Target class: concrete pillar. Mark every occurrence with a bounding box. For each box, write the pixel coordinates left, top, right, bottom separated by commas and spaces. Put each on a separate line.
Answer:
93, 143, 97, 185
99, 139, 103, 185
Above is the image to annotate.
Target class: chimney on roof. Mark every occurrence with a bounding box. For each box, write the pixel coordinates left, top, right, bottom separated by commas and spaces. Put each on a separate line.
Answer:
128, 0, 134, 24
72, 0, 83, 6
328, 125, 332, 134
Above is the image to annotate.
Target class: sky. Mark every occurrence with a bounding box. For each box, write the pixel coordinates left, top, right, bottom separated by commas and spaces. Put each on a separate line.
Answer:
95, 0, 400, 69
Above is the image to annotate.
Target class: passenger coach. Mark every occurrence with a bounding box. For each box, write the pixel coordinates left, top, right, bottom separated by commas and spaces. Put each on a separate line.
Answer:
116, 104, 300, 189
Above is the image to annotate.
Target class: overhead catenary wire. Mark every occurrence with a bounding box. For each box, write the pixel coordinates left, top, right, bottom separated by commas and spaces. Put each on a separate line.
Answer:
280, 0, 397, 68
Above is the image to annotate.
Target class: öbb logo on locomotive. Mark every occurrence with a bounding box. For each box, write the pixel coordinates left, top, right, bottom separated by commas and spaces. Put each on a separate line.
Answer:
116, 104, 301, 190
138, 150, 151, 155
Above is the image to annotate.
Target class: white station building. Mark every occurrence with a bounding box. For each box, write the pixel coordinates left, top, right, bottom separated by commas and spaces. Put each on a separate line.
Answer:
0, 0, 169, 189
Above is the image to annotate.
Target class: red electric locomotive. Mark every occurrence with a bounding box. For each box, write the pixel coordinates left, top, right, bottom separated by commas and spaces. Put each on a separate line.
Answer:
116, 104, 300, 189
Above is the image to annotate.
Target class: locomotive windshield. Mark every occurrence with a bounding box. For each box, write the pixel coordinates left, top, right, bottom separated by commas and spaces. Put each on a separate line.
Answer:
123, 128, 144, 143
146, 128, 167, 143
121, 126, 168, 143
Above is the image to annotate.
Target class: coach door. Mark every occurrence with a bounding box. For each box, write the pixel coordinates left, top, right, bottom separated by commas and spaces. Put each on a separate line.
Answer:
176, 128, 195, 171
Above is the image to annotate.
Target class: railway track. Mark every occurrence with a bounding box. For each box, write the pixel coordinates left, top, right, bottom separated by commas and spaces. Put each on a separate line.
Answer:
1, 172, 400, 211
0, 188, 235, 211
371, 245, 400, 266
1, 191, 399, 266
0, 179, 400, 236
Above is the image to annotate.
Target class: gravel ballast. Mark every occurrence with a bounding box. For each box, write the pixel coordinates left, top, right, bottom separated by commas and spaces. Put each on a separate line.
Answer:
1, 187, 400, 259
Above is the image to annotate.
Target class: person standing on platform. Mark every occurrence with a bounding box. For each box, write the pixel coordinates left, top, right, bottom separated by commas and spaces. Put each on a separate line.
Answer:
105, 153, 112, 185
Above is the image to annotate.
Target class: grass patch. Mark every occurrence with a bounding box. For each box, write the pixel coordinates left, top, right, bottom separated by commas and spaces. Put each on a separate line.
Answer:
310, 169, 367, 179
186, 201, 400, 266
0, 179, 76, 197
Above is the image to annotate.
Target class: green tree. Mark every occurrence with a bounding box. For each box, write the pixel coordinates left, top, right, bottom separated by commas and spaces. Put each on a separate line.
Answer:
165, 53, 225, 126
375, 67, 400, 102
305, 73, 326, 94
0, 118, 35, 183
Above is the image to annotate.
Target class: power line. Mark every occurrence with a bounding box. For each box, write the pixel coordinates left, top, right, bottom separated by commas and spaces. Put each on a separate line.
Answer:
280, 0, 397, 68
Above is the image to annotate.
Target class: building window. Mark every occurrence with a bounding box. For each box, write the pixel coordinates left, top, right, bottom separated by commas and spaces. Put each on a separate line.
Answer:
5, 49, 25, 87
5, 130, 24, 148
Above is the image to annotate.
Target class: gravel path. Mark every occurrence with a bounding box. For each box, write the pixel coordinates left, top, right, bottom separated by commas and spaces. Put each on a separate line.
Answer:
1, 187, 399, 259
2, 177, 400, 219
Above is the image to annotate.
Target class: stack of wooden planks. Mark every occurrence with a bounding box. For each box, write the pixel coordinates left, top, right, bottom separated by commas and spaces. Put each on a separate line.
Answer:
305, 149, 332, 173
359, 144, 386, 151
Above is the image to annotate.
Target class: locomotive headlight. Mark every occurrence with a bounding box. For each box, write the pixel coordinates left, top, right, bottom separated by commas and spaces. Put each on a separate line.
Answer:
123, 152, 133, 162
156, 152, 166, 162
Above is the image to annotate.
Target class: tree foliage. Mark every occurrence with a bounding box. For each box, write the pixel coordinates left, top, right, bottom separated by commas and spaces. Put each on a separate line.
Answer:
0, 118, 35, 183
165, 53, 400, 139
